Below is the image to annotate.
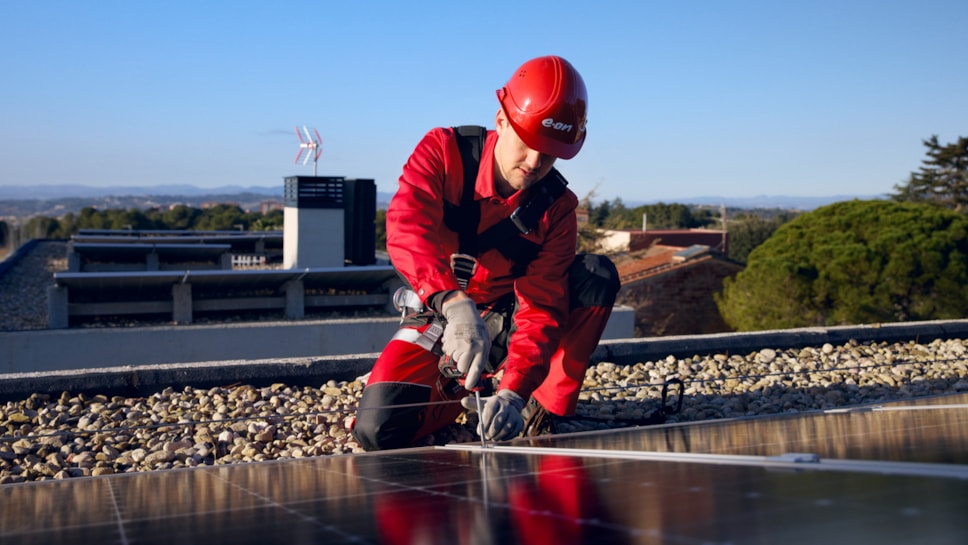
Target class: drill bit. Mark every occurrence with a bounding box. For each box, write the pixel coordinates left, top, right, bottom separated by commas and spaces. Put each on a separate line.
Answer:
475, 390, 486, 448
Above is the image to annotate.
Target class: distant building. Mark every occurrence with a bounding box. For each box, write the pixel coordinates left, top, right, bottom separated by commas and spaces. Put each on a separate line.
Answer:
260, 200, 284, 214
612, 236, 742, 337
201, 201, 239, 210
597, 228, 728, 255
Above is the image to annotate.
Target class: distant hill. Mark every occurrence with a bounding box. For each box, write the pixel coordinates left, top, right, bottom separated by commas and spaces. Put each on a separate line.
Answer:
0, 192, 285, 221
0, 184, 283, 200
0, 184, 400, 220
0, 184, 886, 219
625, 194, 888, 211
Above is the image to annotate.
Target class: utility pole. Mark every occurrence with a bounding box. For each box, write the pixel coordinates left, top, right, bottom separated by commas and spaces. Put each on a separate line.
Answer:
720, 203, 727, 255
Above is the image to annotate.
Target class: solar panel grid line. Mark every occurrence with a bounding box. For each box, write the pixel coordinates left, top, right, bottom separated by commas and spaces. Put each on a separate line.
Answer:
85, 468, 347, 544
105, 479, 131, 545
205, 469, 367, 542
343, 450, 652, 544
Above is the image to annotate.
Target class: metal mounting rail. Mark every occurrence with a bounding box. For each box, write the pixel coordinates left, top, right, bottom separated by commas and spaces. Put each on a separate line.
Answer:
441, 444, 968, 480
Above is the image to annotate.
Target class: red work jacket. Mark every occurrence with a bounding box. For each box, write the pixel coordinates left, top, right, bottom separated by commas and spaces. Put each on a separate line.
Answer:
386, 127, 579, 398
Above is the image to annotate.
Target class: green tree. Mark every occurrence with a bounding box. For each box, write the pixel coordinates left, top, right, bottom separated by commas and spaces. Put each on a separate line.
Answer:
599, 197, 632, 228
78, 207, 107, 230
163, 205, 201, 230
13, 203, 291, 244
58, 213, 78, 237
375, 209, 387, 251
22, 216, 63, 239
108, 209, 154, 230
250, 209, 284, 231
194, 204, 247, 230
716, 200, 968, 331
892, 135, 968, 212
622, 202, 712, 230
588, 199, 613, 227
587, 200, 714, 230
726, 212, 796, 264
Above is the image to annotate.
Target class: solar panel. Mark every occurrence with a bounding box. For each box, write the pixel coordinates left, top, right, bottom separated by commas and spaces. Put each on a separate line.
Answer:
53, 266, 399, 291
73, 234, 283, 245
522, 392, 968, 466
1, 393, 965, 544
71, 242, 232, 259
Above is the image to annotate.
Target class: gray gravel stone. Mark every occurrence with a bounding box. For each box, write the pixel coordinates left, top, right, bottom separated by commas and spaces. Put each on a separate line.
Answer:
0, 241, 66, 331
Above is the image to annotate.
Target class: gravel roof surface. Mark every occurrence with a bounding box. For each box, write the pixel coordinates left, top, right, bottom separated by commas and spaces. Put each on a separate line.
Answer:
0, 241, 66, 332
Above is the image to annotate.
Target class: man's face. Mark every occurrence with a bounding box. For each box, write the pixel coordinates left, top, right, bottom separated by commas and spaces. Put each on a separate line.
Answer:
493, 110, 557, 196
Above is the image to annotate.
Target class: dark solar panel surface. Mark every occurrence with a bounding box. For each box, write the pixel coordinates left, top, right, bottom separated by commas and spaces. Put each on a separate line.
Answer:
1, 393, 966, 544
70, 242, 233, 261
53, 265, 398, 291
524, 392, 968, 465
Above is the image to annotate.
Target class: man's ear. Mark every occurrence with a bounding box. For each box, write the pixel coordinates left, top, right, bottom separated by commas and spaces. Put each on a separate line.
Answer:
494, 109, 508, 135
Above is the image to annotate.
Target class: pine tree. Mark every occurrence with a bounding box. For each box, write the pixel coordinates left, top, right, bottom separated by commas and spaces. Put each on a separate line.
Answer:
716, 200, 968, 331
893, 135, 968, 212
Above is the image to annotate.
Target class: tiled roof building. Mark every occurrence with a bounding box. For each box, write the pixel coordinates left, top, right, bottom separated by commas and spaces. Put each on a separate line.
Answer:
607, 229, 742, 337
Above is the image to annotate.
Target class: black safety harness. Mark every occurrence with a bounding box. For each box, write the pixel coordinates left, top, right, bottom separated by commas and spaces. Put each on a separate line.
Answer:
396, 125, 572, 382
442, 125, 569, 285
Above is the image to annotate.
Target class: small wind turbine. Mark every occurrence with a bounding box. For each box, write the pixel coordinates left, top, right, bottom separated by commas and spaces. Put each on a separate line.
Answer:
294, 125, 322, 176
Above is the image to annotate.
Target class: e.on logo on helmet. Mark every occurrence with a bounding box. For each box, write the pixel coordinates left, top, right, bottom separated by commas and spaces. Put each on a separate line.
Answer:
542, 118, 573, 133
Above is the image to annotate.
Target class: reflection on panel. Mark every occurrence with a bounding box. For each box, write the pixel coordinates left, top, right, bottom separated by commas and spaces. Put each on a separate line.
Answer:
2, 444, 967, 544
526, 393, 968, 465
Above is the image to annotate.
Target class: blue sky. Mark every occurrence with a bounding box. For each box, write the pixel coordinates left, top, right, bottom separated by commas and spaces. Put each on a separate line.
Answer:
2, 0, 966, 203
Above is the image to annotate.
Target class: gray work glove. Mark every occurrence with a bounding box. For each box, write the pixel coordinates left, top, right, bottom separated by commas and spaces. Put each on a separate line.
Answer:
461, 389, 525, 441
441, 297, 490, 390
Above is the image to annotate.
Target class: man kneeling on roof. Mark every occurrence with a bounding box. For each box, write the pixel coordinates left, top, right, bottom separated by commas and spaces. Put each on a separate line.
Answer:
352, 55, 620, 451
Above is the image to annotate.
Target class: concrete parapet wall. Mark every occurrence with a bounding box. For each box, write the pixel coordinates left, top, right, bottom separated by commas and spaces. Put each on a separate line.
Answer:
2, 306, 635, 375
0, 318, 401, 374
1, 317, 966, 401
0, 354, 382, 401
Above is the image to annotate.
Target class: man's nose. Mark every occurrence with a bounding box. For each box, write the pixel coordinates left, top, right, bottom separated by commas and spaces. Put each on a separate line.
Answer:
524, 149, 544, 170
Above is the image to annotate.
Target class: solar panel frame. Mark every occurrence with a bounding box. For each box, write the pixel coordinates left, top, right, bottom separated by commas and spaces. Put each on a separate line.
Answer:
519, 392, 968, 466
52, 265, 399, 291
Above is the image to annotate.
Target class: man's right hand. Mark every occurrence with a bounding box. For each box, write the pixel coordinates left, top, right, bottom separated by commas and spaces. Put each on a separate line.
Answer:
440, 296, 490, 390
461, 389, 525, 441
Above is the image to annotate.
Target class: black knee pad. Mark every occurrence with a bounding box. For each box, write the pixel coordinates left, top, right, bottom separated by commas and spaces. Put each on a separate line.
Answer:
568, 253, 620, 309
353, 382, 427, 451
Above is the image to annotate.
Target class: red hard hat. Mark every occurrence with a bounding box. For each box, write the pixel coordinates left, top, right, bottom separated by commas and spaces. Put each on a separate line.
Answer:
496, 55, 588, 159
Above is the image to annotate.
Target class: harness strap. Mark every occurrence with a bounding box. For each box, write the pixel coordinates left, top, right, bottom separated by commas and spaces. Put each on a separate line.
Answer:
446, 125, 570, 273
452, 126, 485, 258
391, 320, 444, 352
478, 170, 567, 253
